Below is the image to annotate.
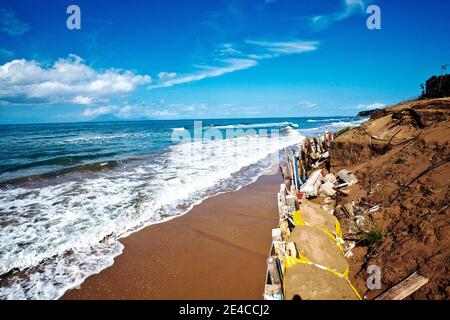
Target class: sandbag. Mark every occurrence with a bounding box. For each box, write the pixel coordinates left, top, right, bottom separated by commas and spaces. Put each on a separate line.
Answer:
297, 199, 339, 236
288, 225, 348, 274
284, 263, 359, 300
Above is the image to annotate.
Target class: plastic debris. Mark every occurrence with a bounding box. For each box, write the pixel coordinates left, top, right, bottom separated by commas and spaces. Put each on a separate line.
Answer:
367, 205, 381, 213
272, 228, 282, 242
322, 173, 337, 184
300, 169, 323, 198
265, 130, 365, 300
319, 151, 330, 160
344, 241, 356, 259
264, 286, 283, 300
336, 169, 358, 186
355, 216, 366, 225
319, 181, 337, 197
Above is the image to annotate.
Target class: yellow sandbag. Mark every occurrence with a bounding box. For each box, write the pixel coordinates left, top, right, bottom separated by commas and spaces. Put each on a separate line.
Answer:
284, 259, 361, 300
297, 200, 338, 235
288, 225, 349, 275
293, 210, 344, 253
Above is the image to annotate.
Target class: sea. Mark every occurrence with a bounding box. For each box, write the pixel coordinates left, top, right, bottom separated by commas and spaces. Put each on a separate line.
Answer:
0, 116, 364, 299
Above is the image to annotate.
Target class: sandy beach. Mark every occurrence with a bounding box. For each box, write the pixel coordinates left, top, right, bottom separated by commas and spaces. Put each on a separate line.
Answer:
63, 173, 281, 300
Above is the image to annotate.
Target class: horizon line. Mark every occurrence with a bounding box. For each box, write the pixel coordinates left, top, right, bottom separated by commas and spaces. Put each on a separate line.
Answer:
0, 114, 363, 126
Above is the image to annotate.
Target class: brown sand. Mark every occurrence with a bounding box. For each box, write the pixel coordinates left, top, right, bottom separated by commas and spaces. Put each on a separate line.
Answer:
63, 173, 281, 300
331, 98, 450, 300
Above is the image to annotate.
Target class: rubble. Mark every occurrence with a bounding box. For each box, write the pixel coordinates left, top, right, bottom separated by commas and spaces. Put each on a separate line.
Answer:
336, 169, 358, 186
319, 181, 336, 197
264, 131, 362, 300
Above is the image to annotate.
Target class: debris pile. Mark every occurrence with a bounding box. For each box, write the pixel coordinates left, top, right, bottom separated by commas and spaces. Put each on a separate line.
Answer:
264, 132, 362, 300
329, 97, 449, 300
265, 97, 448, 300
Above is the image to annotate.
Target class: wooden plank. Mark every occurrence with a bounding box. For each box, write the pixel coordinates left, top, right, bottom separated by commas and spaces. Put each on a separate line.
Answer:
375, 272, 429, 300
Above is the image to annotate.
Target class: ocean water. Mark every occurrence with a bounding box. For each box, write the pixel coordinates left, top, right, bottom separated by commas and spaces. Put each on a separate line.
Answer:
0, 116, 364, 299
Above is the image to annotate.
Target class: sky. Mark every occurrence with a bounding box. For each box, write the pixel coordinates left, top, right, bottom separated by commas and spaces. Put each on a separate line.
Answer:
0, 0, 449, 124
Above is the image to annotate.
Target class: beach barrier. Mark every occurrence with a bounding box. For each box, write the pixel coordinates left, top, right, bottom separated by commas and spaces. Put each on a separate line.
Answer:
264, 131, 362, 300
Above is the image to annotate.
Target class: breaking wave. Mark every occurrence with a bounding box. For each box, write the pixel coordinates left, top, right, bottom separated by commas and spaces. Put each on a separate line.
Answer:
0, 127, 304, 300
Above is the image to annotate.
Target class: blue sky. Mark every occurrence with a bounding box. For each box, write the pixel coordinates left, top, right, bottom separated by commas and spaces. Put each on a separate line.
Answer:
0, 0, 449, 124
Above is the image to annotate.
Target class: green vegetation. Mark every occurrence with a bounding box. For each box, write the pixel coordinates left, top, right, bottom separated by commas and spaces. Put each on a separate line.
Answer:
334, 127, 352, 139
365, 229, 383, 245
420, 74, 450, 99
395, 157, 406, 164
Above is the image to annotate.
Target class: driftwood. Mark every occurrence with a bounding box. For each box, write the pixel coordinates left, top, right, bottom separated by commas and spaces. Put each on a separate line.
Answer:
375, 272, 429, 300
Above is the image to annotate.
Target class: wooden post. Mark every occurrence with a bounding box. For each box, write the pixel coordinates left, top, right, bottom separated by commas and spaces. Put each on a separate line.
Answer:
292, 151, 300, 191
438, 64, 448, 95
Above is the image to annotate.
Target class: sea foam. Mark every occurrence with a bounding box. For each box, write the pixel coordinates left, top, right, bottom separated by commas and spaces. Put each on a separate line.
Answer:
0, 127, 304, 299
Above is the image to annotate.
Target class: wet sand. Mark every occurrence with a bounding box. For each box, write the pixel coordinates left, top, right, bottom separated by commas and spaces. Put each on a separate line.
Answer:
63, 173, 281, 300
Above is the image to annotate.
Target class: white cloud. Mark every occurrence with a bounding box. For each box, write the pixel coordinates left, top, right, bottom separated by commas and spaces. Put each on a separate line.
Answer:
180, 103, 208, 112
81, 101, 211, 120
216, 43, 242, 56
247, 53, 274, 60
310, 0, 367, 31
151, 109, 178, 117
246, 40, 319, 56
151, 39, 319, 90
72, 95, 94, 105
298, 101, 318, 109
82, 105, 119, 117
355, 102, 386, 110
158, 72, 177, 80
149, 58, 257, 89
0, 54, 152, 105
0, 9, 29, 36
